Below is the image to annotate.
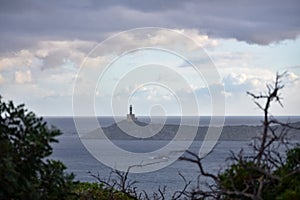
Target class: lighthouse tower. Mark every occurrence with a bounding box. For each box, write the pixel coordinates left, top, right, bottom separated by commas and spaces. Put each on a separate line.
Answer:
127, 105, 137, 121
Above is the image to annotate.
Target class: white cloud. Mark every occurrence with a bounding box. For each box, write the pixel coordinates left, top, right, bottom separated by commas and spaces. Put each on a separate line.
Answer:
208, 50, 256, 69
222, 67, 275, 86
86, 28, 219, 57
174, 29, 219, 48
0, 74, 4, 84
0, 50, 38, 71
286, 71, 299, 83
0, 39, 96, 104
84, 55, 110, 68
219, 69, 300, 115
14, 70, 32, 84
0, 40, 96, 72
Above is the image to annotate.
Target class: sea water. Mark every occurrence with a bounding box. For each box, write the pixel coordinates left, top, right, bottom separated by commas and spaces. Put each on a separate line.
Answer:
47, 116, 300, 195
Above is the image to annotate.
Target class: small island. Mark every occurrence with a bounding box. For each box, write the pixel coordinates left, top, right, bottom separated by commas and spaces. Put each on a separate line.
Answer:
81, 106, 300, 141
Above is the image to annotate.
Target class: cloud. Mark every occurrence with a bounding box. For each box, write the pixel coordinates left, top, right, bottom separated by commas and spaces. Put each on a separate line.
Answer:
1, 39, 95, 68
286, 71, 299, 82
151, 29, 218, 49
0, 50, 38, 71
35, 40, 95, 70
0, 74, 4, 84
0, 40, 96, 87
14, 70, 32, 84
82, 28, 218, 57
0, 0, 299, 53
286, 65, 300, 70
222, 68, 275, 94
218, 70, 300, 115
0, 39, 90, 105
208, 50, 256, 69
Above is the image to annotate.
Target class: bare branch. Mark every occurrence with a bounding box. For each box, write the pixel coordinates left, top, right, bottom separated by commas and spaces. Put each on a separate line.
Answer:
171, 172, 191, 200
179, 150, 219, 182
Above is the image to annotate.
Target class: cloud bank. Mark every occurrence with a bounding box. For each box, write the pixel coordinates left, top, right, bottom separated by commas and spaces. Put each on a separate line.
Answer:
0, 0, 300, 53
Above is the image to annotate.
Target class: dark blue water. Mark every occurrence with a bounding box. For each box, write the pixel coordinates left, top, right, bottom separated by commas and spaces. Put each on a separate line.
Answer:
47, 116, 300, 196
50, 136, 248, 194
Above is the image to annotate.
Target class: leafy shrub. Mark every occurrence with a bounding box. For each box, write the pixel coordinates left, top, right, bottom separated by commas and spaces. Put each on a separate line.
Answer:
218, 146, 300, 200
0, 97, 74, 199
70, 182, 135, 200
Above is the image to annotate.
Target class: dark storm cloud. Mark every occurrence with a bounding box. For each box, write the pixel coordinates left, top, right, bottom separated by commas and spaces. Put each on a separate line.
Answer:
0, 0, 299, 52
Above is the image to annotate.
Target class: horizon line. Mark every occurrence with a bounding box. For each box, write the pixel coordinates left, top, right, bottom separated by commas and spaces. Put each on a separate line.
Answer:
42, 115, 300, 118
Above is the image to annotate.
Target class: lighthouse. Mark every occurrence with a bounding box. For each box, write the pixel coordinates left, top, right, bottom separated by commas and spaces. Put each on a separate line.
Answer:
127, 105, 137, 121
129, 105, 133, 115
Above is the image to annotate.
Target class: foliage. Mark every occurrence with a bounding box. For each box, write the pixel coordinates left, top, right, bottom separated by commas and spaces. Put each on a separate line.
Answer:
69, 182, 135, 200
218, 145, 300, 200
0, 96, 74, 199
273, 145, 300, 199
88, 168, 190, 200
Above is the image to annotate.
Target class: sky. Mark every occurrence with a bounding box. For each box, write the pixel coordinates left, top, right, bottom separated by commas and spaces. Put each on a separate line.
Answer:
0, 0, 300, 116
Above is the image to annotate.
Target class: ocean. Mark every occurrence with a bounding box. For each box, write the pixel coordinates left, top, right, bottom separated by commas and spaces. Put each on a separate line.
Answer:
47, 116, 300, 195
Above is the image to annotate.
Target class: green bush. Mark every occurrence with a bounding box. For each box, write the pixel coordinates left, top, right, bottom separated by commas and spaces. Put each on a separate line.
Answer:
274, 145, 300, 200
0, 97, 74, 199
70, 182, 135, 200
218, 145, 300, 200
